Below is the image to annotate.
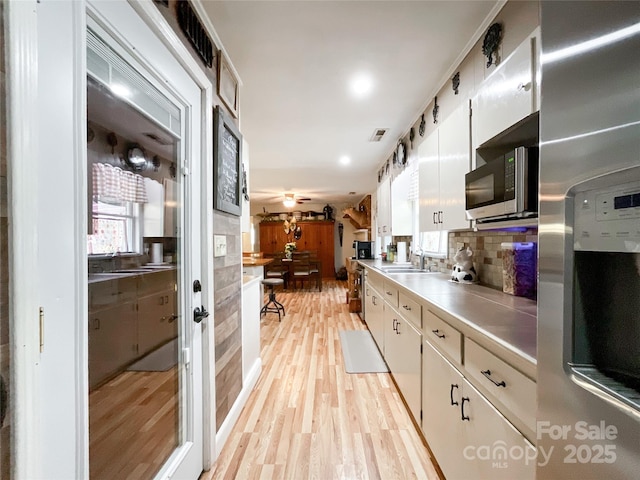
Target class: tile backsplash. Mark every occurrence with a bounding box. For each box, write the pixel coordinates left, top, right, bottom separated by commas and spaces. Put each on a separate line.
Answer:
425, 228, 538, 291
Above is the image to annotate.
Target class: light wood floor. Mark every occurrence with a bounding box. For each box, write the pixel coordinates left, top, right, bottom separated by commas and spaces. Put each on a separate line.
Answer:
89, 367, 178, 479
203, 280, 441, 480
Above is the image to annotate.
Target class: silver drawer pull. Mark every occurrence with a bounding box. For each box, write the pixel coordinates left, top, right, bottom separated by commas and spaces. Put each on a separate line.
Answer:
402, 304, 411, 311
432, 329, 445, 339
481, 369, 506, 388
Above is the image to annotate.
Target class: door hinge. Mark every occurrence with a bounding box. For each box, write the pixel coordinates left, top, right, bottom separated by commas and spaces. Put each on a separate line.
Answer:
420, 410, 423, 421
39, 307, 45, 353
420, 343, 423, 354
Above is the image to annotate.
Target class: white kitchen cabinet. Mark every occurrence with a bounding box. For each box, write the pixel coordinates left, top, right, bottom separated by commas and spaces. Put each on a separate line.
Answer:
364, 281, 385, 354
376, 177, 391, 236
137, 289, 177, 356
422, 339, 464, 477
472, 29, 540, 150
464, 338, 537, 440
419, 103, 470, 232
423, 309, 463, 365
390, 168, 413, 236
163, 178, 178, 237
88, 301, 138, 389
88, 270, 178, 389
385, 305, 422, 423
137, 270, 177, 359
143, 178, 164, 237
422, 340, 535, 480
438, 103, 470, 230
418, 130, 439, 232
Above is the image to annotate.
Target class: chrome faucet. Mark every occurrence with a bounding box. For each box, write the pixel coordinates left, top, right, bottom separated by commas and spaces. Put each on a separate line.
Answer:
419, 252, 426, 271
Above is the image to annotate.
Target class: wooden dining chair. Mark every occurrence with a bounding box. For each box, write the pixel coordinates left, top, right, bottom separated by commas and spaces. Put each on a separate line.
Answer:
264, 256, 289, 289
308, 254, 322, 291
291, 257, 312, 290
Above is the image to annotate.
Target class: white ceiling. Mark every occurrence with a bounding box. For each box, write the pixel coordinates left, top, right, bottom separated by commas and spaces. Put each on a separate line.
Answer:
201, 1, 502, 206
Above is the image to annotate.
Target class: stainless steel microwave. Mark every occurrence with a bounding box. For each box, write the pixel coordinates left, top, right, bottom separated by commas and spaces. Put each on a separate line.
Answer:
465, 146, 539, 222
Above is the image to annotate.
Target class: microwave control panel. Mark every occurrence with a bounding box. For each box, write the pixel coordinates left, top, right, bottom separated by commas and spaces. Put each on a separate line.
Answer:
574, 178, 640, 252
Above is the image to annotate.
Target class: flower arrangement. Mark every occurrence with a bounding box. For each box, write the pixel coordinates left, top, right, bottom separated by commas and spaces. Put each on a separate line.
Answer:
284, 242, 297, 258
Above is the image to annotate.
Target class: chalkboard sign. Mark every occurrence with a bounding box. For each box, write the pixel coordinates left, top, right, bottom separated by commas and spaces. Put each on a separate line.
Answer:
213, 106, 243, 216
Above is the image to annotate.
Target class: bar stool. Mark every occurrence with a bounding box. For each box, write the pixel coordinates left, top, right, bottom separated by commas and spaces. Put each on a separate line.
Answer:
260, 278, 285, 321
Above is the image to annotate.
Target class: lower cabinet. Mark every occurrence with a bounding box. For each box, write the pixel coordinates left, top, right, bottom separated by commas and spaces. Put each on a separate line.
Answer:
364, 283, 384, 354
137, 289, 177, 356
88, 301, 137, 389
422, 340, 535, 480
89, 270, 178, 389
384, 305, 422, 423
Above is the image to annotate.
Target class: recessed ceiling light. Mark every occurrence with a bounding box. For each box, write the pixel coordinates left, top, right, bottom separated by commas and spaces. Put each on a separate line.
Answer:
339, 155, 351, 166
349, 73, 373, 99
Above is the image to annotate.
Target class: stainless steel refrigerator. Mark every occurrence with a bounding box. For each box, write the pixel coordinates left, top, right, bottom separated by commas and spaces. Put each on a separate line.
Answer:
538, 2, 640, 479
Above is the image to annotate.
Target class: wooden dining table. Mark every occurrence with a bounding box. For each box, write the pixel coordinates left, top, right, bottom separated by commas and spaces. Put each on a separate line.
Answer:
281, 257, 322, 291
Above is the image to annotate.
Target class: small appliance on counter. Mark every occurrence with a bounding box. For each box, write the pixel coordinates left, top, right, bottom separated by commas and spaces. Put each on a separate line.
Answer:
465, 146, 538, 224
353, 241, 374, 260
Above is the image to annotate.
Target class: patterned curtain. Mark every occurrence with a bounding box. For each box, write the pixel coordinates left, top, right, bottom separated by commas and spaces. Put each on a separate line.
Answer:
92, 163, 148, 203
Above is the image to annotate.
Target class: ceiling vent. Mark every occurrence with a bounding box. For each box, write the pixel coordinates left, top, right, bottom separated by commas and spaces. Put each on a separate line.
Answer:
369, 128, 388, 142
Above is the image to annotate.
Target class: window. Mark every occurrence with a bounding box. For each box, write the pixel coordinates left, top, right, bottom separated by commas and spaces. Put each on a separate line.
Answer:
88, 198, 141, 255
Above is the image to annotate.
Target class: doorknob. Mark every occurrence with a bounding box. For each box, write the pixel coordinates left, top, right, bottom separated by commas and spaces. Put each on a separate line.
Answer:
193, 305, 209, 323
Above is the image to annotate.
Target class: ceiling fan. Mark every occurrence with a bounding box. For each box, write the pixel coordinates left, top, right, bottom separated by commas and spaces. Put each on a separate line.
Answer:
281, 193, 312, 207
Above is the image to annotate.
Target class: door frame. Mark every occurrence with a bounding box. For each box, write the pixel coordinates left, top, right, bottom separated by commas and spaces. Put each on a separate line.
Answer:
6, 1, 41, 478
7, 0, 216, 477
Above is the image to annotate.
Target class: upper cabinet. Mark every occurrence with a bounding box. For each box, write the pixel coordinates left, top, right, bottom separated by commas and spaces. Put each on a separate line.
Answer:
472, 28, 540, 151
376, 177, 391, 236
419, 102, 471, 232
391, 168, 413, 236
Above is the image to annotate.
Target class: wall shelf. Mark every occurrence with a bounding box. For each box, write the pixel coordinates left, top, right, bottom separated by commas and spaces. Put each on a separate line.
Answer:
342, 195, 372, 231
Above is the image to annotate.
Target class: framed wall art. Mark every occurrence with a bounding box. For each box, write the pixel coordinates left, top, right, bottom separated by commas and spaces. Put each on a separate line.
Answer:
217, 50, 240, 118
213, 106, 243, 216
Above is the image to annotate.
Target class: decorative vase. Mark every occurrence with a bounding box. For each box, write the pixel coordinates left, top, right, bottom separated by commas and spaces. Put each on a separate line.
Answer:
285, 251, 292, 259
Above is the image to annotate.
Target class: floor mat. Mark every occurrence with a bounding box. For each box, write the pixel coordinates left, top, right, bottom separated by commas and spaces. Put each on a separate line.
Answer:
339, 330, 389, 373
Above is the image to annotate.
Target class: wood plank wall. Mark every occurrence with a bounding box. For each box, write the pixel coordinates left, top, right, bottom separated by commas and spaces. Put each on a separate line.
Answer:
213, 212, 243, 430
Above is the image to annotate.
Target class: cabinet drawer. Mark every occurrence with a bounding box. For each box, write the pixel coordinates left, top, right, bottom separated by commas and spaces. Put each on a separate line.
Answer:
465, 338, 536, 434
382, 281, 398, 308
89, 277, 137, 310
398, 290, 422, 329
424, 310, 462, 365
137, 270, 177, 296
366, 269, 383, 294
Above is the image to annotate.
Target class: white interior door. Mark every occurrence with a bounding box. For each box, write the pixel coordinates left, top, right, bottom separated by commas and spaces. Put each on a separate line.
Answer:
33, 1, 207, 478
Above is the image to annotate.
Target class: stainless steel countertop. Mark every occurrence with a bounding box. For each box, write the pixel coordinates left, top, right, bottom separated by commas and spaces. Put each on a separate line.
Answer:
88, 265, 177, 284
358, 259, 537, 379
